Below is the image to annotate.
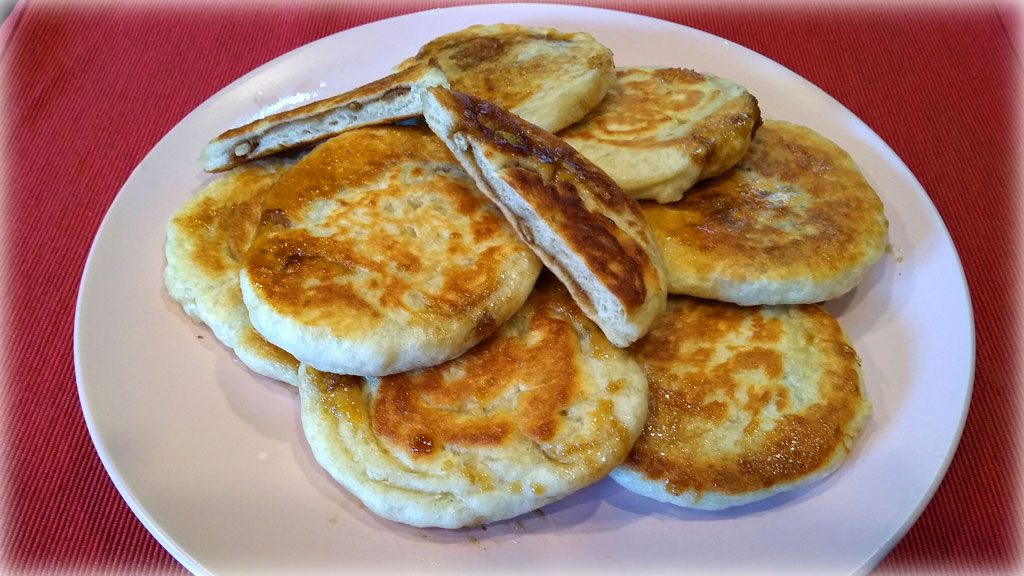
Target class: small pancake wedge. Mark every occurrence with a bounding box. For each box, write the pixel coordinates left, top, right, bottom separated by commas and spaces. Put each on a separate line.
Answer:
164, 159, 300, 385
299, 274, 648, 528
560, 67, 761, 203
397, 24, 615, 133
422, 87, 668, 348
201, 63, 448, 172
240, 125, 542, 377
641, 120, 889, 304
611, 297, 871, 510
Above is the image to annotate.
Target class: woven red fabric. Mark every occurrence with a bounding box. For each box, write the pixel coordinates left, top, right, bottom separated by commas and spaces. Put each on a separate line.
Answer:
2, 1, 1018, 574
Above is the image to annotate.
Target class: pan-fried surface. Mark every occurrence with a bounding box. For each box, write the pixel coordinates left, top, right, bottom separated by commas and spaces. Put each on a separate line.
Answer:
560, 67, 760, 203
641, 120, 888, 304
422, 87, 667, 348
164, 159, 300, 385
240, 125, 541, 376
300, 274, 648, 528
611, 297, 871, 510
398, 24, 615, 133
202, 63, 448, 172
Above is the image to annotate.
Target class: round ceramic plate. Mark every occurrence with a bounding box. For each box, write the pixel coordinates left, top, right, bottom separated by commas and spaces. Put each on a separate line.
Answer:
74, 4, 974, 575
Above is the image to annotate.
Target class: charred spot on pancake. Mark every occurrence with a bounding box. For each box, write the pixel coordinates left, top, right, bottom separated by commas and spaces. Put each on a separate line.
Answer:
259, 207, 291, 229
282, 249, 306, 271
471, 311, 496, 339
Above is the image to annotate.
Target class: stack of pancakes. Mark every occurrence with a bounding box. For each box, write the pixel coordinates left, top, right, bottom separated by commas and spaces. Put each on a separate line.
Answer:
165, 23, 887, 528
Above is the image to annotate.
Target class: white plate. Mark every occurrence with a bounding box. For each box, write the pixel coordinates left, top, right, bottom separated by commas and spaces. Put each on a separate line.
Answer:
74, 4, 974, 575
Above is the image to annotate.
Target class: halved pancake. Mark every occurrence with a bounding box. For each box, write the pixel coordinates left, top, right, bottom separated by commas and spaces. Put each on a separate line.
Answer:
641, 120, 888, 304
396, 24, 615, 133
240, 125, 542, 377
201, 63, 448, 172
299, 274, 648, 528
422, 87, 667, 348
164, 159, 300, 385
611, 297, 871, 510
559, 67, 761, 203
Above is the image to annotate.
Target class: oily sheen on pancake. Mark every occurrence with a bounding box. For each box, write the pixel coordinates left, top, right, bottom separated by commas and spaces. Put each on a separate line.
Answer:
560, 67, 761, 203
611, 297, 871, 510
240, 125, 542, 377
422, 87, 668, 348
396, 24, 615, 133
299, 274, 648, 528
641, 120, 889, 304
164, 159, 300, 385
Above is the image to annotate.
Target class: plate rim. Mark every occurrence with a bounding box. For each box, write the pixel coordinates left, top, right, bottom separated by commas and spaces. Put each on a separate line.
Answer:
73, 4, 976, 575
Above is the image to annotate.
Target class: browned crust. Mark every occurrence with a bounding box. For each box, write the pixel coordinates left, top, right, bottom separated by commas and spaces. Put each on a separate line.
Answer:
431, 88, 658, 312
627, 299, 867, 496
242, 125, 530, 333
561, 67, 763, 151
399, 25, 610, 114
169, 164, 279, 278
205, 63, 441, 172
641, 120, 887, 293
370, 277, 582, 458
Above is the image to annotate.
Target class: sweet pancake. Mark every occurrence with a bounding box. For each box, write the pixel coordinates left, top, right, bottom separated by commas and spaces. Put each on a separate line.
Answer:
299, 274, 648, 528
560, 67, 760, 203
641, 120, 888, 304
164, 159, 300, 385
422, 87, 668, 348
201, 62, 448, 172
611, 297, 871, 510
240, 125, 542, 377
396, 24, 615, 133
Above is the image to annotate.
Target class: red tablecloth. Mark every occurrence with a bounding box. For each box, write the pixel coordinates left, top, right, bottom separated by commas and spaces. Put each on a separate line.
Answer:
2, 0, 1019, 573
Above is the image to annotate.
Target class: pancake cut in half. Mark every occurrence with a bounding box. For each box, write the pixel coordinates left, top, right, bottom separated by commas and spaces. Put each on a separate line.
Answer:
422, 87, 667, 348
240, 125, 542, 377
641, 120, 889, 304
164, 159, 300, 385
611, 297, 871, 510
397, 24, 615, 133
560, 67, 761, 203
201, 63, 448, 172
299, 274, 648, 528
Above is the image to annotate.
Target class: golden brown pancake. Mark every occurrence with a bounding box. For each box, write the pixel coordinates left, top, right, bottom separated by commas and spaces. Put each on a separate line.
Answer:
422, 87, 668, 348
560, 67, 761, 203
299, 274, 648, 528
641, 120, 888, 304
397, 24, 615, 133
201, 63, 448, 172
610, 297, 871, 510
239, 125, 542, 377
164, 159, 300, 385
